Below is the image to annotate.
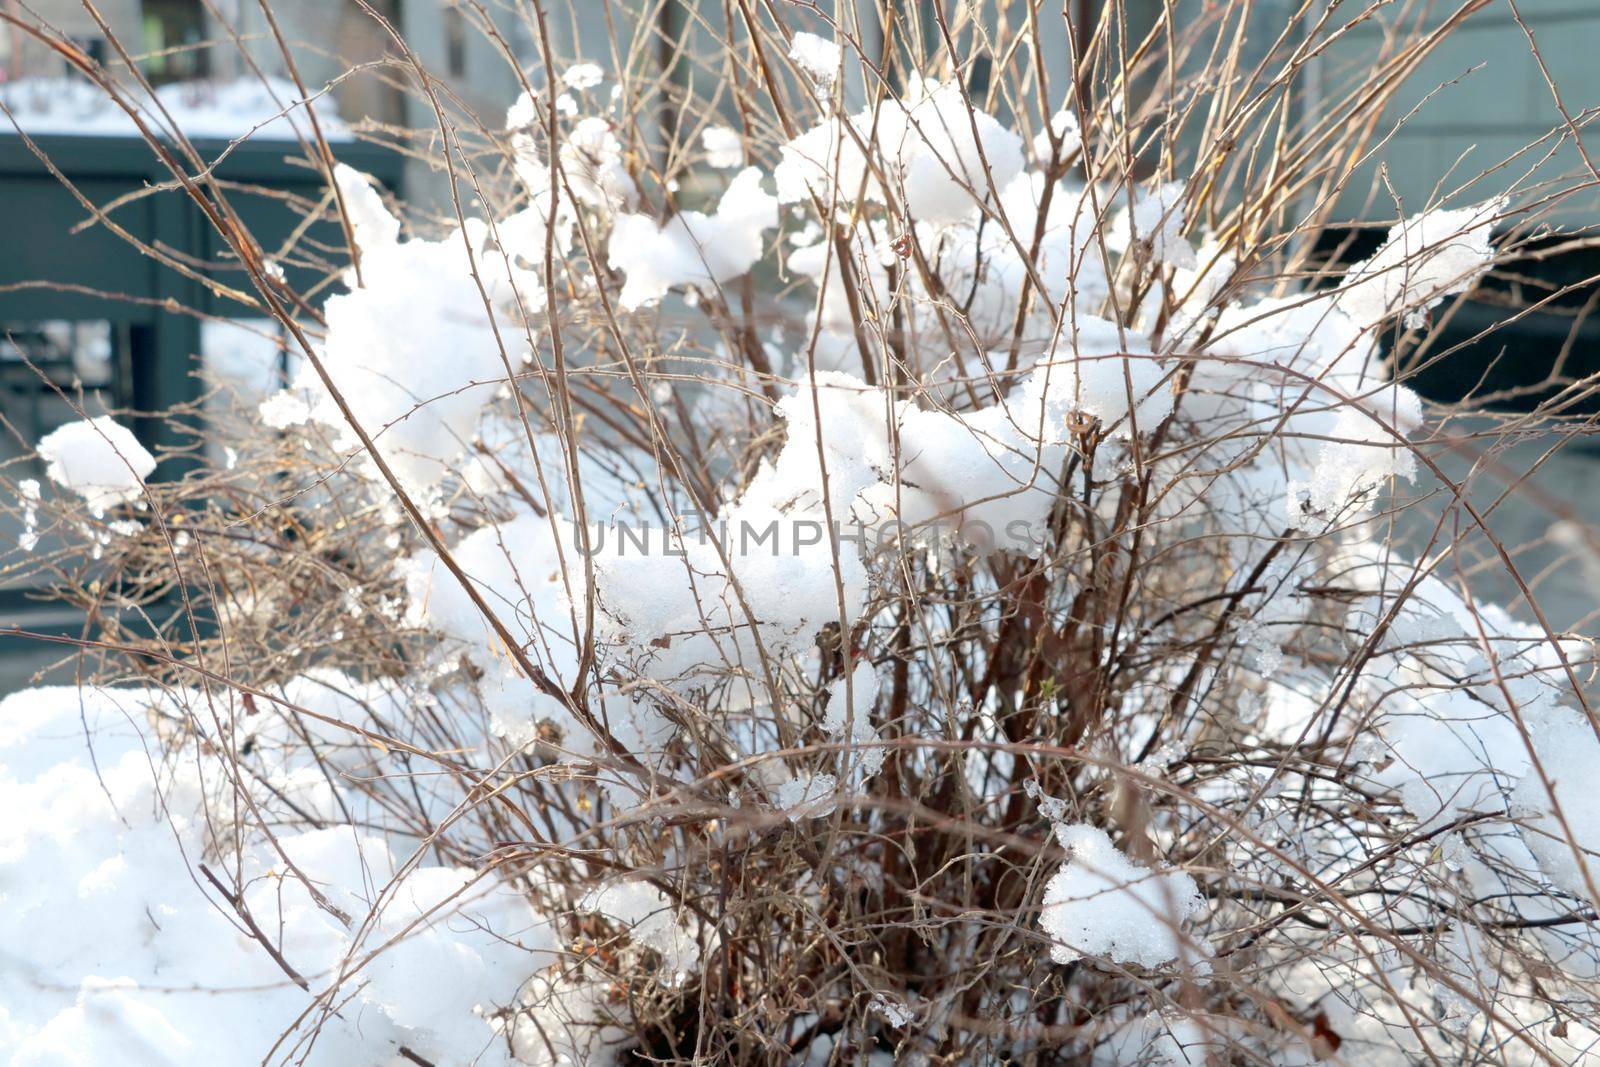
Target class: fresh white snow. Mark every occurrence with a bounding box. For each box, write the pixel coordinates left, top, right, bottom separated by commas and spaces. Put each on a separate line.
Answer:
35, 416, 156, 513
0, 76, 350, 142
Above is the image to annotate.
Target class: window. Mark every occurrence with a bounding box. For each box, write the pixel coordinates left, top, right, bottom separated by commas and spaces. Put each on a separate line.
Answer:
0, 320, 129, 480
141, 0, 209, 85
445, 6, 467, 78
335, 0, 406, 127
966, 55, 991, 98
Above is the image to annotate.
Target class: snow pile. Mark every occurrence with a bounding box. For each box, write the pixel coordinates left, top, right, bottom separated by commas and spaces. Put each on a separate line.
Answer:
537, 112, 638, 215
503, 974, 633, 1066
823, 662, 884, 779
262, 164, 544, 494
1108, 181, 1196, 269
586, 502, 870, 692
608, 167, 778, 309
1343, 548, 1563, 828
1372, 679, 1528, 829
582, 880, 704, 983
504, 93, 634, 228
16, 477, 41, 550
35, 416, 155, 513
774, 80, 1024, 224
582, 375, 884, 691
785, 172, 1111, 371
403, 513, 581, 676
710, 332, 1164, 560
789, 32, 842, 88
889, 81, 1026, 224
1511, 705, 1600, 907
1039, 824, 1208, 968
1032, 106, 1082, 165
460, 418, 649, 521
0, 686, 557, 1065
333, 163, 401, 250
1337, 199, 1502, 328
0, 76, 349, 141
1088, 1010, 1213, 1067
399, 510, 679, 766
890, 397, 1063, 545
1329, 545, 1600, 987
1021, 315, 1174, 435
702, 124, 744, 168
776, 771, 840, 821
562, 63, 605, 91
1172, 284, 1439, 535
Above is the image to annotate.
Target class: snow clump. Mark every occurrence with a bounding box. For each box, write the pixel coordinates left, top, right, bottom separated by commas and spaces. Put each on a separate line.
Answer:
789, 32, 842, 88
608, 167, 779, 309
1039, 823, 1209, 968
35, 417, 155, 512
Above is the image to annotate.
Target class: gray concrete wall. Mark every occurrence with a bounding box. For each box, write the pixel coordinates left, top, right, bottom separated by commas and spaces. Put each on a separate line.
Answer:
1319, 0, 1600, 222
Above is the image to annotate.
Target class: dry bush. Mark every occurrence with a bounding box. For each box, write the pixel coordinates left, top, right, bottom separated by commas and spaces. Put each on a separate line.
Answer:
3, 1, 1600, 1064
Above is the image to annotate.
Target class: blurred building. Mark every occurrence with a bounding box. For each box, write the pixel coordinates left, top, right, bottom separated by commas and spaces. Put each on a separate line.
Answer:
9, 0, 1596, 212
2, 1, 519, 114
2, 0, 531, 204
